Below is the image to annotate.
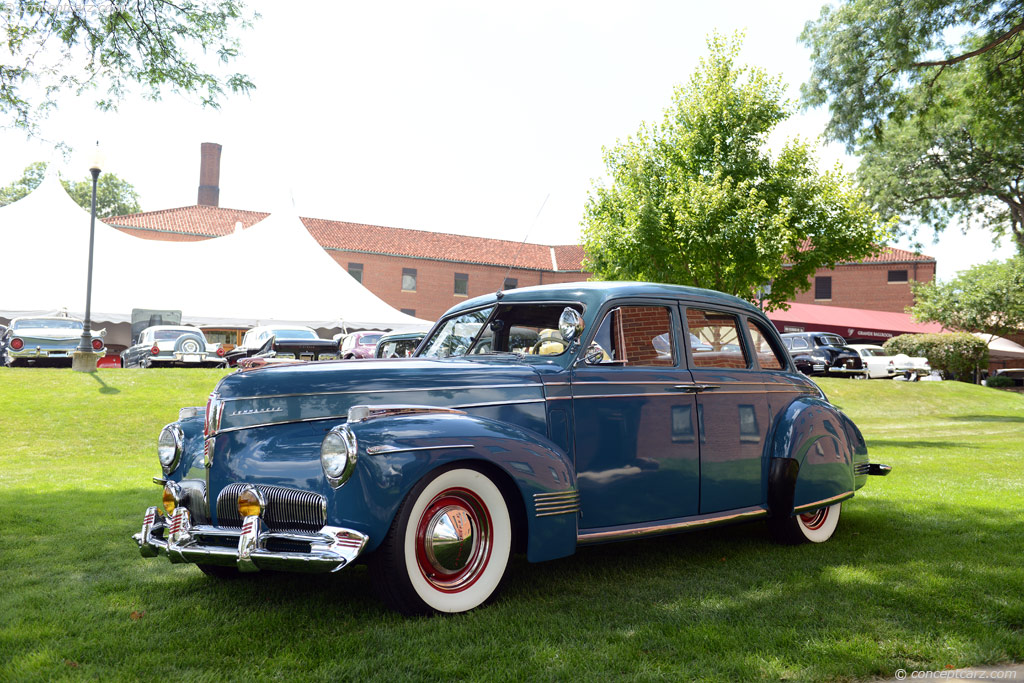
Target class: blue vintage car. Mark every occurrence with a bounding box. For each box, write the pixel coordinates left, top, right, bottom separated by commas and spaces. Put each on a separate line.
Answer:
133, 282, 890, 614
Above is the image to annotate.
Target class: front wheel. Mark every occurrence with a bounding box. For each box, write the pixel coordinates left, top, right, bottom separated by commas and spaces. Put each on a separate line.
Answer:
370, 465, 513, 615
769, 502, 842, 545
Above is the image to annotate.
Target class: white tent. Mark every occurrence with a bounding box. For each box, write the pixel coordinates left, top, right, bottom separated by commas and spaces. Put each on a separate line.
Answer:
0, 173, 430, 335
973, 333, 1024, 363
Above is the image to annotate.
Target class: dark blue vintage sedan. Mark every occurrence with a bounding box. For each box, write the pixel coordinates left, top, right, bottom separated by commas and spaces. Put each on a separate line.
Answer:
133, 282, 890, 614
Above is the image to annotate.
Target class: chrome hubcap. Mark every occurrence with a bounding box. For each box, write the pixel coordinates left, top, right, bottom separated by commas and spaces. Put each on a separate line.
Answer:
800, 507, 829, 531
415, 488, 492, 593
423, 505, 476, 573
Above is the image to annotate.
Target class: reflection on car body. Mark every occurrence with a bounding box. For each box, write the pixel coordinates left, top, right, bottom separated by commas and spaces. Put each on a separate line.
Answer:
132, 282, 889, 616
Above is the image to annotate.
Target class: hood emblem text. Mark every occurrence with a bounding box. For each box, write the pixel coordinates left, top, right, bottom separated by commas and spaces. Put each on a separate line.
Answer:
230, 407, 284, 416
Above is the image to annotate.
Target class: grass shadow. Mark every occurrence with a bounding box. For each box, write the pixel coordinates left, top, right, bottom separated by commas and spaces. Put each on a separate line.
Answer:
946, 415, 1024, 423
867, 439, 978, 450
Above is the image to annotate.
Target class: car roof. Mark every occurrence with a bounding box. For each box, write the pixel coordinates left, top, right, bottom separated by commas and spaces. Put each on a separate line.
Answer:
12, 316, 82, 324
143, 325, 200, 333
444, 281, 760, 317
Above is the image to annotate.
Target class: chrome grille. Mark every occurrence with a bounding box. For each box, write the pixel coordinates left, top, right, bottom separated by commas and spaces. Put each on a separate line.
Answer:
854, 462, 871, 476
216, 483, 327, 531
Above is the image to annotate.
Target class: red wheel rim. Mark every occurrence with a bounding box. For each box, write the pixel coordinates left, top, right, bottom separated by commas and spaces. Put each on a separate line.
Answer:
799, 507, 829, 531
415, 487, 492, 593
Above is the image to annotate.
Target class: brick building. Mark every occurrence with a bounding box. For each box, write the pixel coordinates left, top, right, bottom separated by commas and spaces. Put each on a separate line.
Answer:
106, 143, 933, 321
788, 249, 936, 314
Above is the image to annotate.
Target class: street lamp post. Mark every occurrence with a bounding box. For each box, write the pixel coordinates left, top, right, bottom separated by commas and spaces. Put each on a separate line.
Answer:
73, 143, 104, 372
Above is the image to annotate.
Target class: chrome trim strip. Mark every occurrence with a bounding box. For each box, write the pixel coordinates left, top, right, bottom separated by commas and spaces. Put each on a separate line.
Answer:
222, 383, 542, 403
348, 404, 466, 423
365, 444, 475, 456
536, 508, 580, 518
792, 491, 854, 514
534, 490, 579, 501
577, 505, 768, 544
453, 398, 546, 409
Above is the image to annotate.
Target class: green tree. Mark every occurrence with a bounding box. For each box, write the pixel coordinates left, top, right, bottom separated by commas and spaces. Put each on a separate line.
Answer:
1, 1, 256, 135
802, 1, 1024, 253
0, 162, 141, 217
909, 257, 1024, 341
581, 34, 890, 310
801, 1, 1023, 145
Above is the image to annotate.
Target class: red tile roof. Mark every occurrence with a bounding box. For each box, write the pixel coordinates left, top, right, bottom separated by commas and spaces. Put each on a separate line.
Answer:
108, 205, 585, 271
107, 205, 929, 272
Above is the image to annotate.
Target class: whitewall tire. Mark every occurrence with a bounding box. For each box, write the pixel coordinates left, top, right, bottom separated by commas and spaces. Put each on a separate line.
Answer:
371, 465, 513, 615
770, 502, 842, 545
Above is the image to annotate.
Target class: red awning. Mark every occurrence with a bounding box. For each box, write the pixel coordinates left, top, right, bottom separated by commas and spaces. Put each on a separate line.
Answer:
768, 302, 945, 342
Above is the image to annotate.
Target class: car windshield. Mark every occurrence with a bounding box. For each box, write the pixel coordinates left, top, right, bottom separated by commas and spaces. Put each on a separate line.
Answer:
419, 303, 581, 359
13, 319, 82, 330
860, 347, 888, 357
270, 329, 317, 340
153, 329, 195, 341
359, 334, 382, 346
817, 335, 846, 347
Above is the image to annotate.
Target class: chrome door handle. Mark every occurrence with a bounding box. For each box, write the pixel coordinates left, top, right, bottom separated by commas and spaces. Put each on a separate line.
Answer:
673, 384, 720, 393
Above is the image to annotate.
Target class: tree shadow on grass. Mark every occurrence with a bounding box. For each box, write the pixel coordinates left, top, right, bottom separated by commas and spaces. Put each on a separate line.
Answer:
866, 439, 978, 450
946, 415, 1024, 423
3, 487, 1022, 680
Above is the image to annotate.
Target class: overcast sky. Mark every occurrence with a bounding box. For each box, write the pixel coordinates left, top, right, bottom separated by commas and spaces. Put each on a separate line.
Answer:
0, 1, 1015, 279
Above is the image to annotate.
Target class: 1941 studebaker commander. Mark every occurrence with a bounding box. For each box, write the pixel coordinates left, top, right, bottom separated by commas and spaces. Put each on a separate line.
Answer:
133, 282, 891, 615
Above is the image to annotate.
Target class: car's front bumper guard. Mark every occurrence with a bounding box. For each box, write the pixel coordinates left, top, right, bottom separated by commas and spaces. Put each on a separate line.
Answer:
132, 506, 368, 573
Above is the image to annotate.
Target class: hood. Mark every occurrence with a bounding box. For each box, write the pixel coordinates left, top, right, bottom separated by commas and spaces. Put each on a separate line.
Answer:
210, 357, 544, 433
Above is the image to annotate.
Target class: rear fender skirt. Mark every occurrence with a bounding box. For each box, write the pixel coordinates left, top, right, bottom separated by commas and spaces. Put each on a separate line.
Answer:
766, 397, 858, 515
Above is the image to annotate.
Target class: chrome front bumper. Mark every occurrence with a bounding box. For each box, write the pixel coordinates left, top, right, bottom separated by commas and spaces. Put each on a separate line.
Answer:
132, 506, 368, 573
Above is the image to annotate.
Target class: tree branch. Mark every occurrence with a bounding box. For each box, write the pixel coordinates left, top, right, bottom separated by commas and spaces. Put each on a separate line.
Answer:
911, 21, 1024, 68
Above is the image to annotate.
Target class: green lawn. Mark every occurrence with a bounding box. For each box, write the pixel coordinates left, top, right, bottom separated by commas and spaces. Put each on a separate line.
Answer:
0, 370, 1021, 681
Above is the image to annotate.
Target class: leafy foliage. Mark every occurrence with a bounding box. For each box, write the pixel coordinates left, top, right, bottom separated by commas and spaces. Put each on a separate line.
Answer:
801, 0, 1024, 146
1, 1, 257, 135
909, 257, 1024, 340
802, 1, 1024, 252
985, 374, 1015, 388
883, 332, 989, 381
0, 162, 141, 217
581, 34, 889, 310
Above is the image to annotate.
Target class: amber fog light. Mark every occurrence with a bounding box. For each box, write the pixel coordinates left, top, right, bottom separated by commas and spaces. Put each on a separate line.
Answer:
237, 486, 266, 518
162, 482, 182, 515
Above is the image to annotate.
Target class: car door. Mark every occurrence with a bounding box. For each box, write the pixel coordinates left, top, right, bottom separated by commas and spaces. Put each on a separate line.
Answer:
571, 301, 700, 529
682, 306, 773, 515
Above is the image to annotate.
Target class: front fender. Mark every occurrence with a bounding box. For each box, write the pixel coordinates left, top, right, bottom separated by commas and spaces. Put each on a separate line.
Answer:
766, 397, 862, 517
344, 412, 577, 563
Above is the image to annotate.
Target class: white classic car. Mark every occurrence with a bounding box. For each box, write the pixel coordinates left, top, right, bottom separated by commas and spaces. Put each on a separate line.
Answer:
847, 344, 930, 380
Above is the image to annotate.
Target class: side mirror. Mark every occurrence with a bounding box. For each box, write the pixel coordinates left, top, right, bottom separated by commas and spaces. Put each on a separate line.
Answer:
558, 307, 584, 343
584, 342, 608, 365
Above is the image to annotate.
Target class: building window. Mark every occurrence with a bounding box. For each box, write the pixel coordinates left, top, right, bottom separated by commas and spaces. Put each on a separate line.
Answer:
348, 262, 363, 284
503, 277, 518, 290
400, 308, 416, 316
888, 269, 908, 283
454, 272, 469, 296
814, 276, 832, 300
402, 268, 417, 292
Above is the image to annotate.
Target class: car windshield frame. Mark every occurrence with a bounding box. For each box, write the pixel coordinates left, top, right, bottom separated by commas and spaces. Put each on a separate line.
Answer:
418, 301, 584, 361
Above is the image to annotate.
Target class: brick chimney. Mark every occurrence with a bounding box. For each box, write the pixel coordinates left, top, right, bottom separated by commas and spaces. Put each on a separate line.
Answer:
197, 142, 222, 207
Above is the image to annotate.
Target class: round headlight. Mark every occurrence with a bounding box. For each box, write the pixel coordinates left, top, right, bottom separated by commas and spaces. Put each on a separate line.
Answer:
321, 425, 358, 488
157, 423, 184, 475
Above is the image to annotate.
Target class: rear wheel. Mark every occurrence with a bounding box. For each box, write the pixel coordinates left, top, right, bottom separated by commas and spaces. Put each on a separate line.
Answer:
769, 502, 842, 545
370, 465, 512, 615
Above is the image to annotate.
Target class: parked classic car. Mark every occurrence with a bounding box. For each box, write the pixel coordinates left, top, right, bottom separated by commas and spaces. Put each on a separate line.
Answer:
338, 331, 384, 359
224, 325, 340, 366
374, 332, 425, 358
133, 282, 890, 615
780, 332, 865, 377
122, 325, 227, 368
1, 315, 104, 367
847, 344, 931, 380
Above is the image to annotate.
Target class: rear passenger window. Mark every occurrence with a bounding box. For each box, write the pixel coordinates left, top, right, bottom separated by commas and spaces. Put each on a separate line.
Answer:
589, 306, 675, 366
747, 320, 784, 370
686, 309, 749, 369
